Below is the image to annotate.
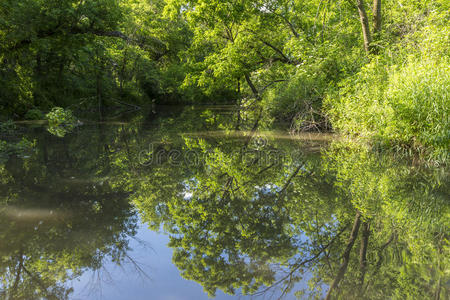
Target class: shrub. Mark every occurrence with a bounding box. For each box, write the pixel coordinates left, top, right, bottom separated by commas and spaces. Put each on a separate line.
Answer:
45, 107, 77, 137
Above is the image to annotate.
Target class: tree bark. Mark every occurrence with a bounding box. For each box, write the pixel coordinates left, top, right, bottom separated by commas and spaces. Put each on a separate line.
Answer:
119, 48, 128, 93
359, 222, 370, 291
244, 73, 260, 99
97, 73, 103, 121
12, 254, 24, 292
96, 52, 103, 121
434, 277, 441, 300
325, 211, 362, 300
355, 0, 372, 54
235, 78, 241, 130
372, 0, 382, 34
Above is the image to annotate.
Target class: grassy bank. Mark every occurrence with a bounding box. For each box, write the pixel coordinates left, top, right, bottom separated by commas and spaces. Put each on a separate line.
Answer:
325, 19, 449, 163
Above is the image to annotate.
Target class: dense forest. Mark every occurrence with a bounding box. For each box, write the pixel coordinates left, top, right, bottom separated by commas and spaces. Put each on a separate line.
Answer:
0, 0, 449, 159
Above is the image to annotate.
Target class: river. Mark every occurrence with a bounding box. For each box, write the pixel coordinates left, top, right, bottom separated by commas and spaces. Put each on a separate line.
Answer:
0, 106, 448, 299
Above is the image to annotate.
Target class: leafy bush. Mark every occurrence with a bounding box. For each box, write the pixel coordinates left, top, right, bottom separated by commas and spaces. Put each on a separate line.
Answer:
45, 107, 77, 137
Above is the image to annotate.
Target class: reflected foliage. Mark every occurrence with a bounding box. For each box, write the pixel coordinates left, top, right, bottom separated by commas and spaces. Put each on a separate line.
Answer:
318, 142, 449, 300
0, 124, 138, 300
0, 107, 448, 299
129, 108, 449, 299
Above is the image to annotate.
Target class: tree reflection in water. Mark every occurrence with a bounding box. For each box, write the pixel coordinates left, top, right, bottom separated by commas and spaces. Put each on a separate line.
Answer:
0, 107, 448, 299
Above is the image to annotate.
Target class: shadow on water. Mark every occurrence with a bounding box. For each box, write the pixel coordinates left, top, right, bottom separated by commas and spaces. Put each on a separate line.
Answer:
0, 106, 448, 299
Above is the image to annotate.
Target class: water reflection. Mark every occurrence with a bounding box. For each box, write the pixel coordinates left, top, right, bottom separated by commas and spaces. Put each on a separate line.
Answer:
0, 126, 139, 300
0, 106, 448, 299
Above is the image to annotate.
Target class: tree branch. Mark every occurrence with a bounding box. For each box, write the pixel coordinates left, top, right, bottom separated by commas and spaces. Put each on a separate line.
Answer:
244, 73, 260, 99
273, 12, 300, 38
251, 224, 349, 297
325, 210, 362, 300
259, 39, 298, 65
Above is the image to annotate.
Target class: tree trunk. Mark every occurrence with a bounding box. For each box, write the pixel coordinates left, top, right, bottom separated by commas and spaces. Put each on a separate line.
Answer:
236, 78, 241, 130
244, 73, 260, 99
119, 48, 128, 93
12, 254, 24, 292
97, 72, 103, 121
372, 0, 382, 34
36, 54, 42, 76
359, 222, 370, 291
356, 0, 372, 54
325, 211, 362, 300
434, 277, 441, 300
96, 51, 104, 121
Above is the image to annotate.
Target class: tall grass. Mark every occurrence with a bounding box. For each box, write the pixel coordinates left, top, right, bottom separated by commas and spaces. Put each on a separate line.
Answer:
327, 25, 449, 163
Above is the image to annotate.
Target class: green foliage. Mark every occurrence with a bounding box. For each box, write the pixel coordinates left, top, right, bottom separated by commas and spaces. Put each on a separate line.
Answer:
0, 0, 197, 115
0, 139, 34, 163
0, 121, 35, 162
0, 0, 449, 296
326, 6, 449, 163
24, 108, 44, 120
0, 134, 138, 299
126, 108, 449, 299
0, 120, 16, 135
0, 106, 447, 299
328, 55, 449, 163
321, 141, 449, 299
0, 0, 448, 163
45, 107, 77, 137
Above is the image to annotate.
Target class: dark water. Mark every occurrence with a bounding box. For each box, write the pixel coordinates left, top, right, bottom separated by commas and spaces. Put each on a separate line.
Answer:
0, 106, 448, 300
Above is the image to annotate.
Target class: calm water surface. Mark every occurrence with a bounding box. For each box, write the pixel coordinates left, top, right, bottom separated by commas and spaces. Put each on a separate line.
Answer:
0, 106, 448, 299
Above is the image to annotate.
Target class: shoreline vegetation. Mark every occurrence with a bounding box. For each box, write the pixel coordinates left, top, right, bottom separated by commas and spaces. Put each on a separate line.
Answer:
0, 0, 448, 163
